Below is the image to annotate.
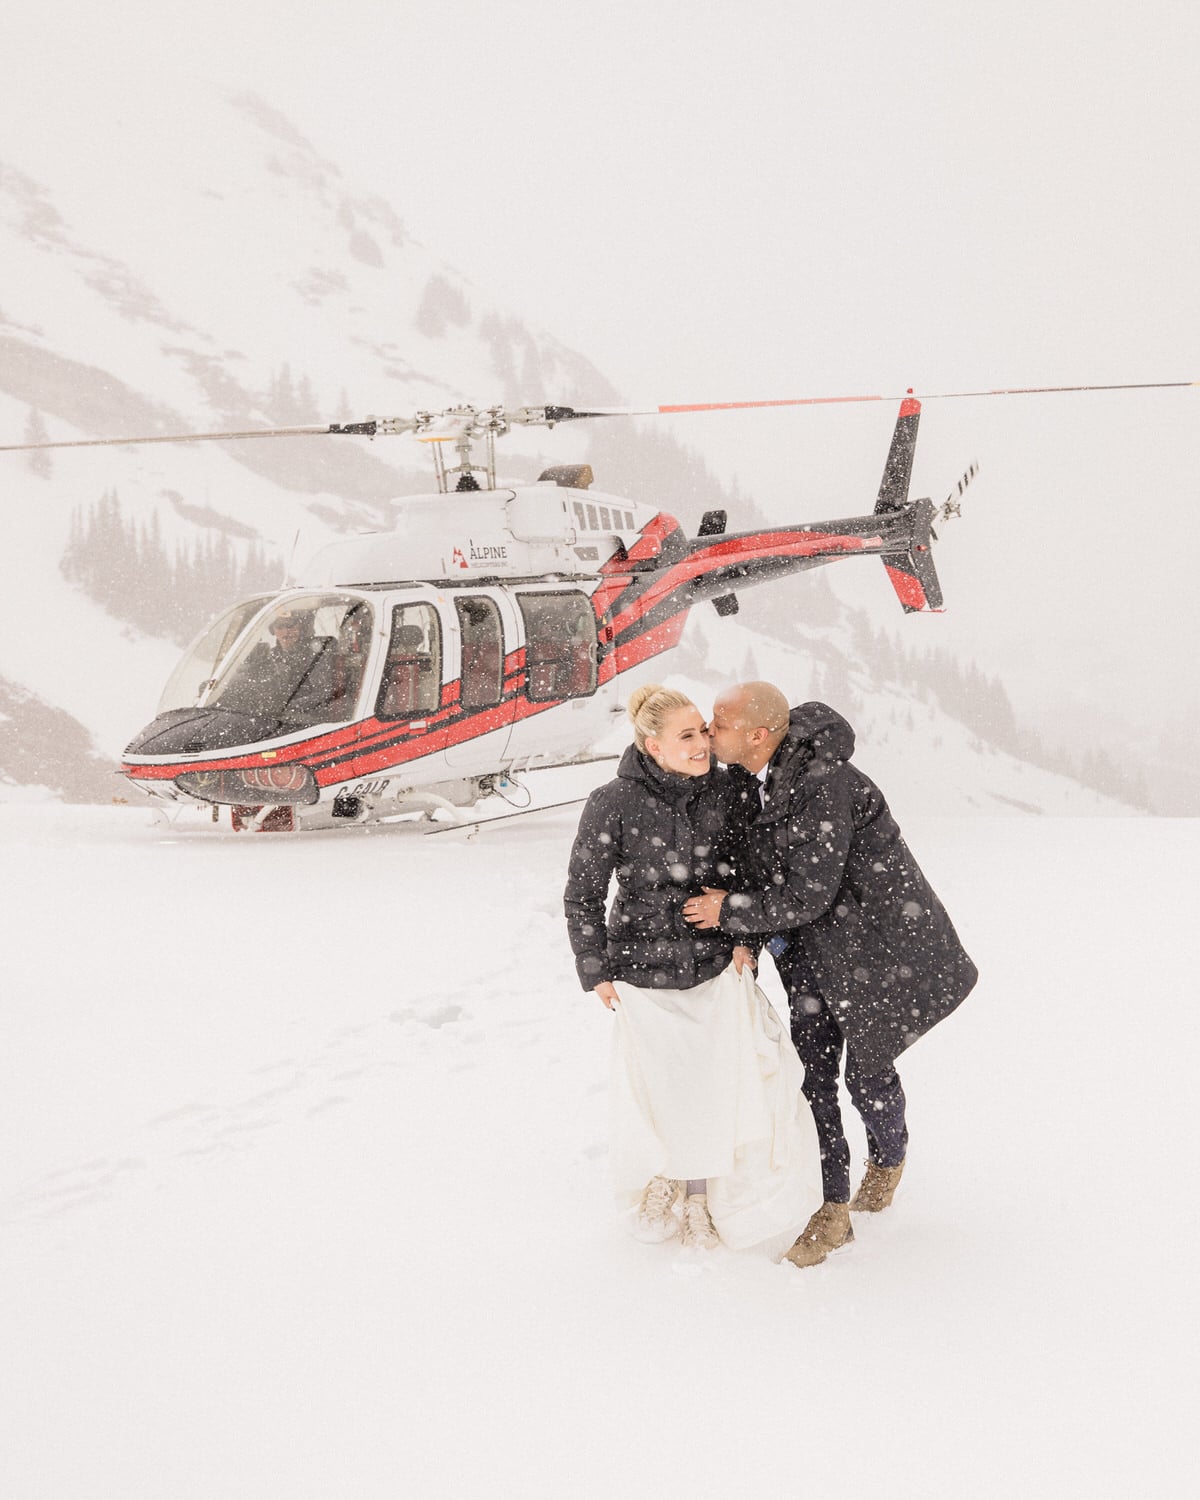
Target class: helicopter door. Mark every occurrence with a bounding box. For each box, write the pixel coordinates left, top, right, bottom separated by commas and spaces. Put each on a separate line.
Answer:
446, 591, 516, 767
377, 599, 445, 720
518, 591, 598, 701
505, 587, 611, 767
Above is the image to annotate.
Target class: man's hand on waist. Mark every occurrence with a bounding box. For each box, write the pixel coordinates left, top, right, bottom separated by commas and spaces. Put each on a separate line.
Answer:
682, 887, 727, 929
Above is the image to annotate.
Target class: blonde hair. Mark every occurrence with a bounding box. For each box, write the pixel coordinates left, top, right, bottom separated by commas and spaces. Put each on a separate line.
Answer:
627, 683, 695, 753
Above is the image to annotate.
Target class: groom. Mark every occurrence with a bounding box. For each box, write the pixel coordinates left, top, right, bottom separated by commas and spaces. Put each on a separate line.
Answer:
683, 682, 978, 1269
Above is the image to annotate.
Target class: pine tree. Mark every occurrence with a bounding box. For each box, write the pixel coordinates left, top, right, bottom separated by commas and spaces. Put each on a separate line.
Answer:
269, 365, 297, 423
295, 373, 319, 423
23, 408, 52, 477
62, 491, 282, 644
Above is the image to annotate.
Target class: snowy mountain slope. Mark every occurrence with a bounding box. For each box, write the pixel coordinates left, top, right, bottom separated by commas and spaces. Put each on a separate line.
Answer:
0, 803, 1194, 1497
664, 605, 1140, 817
0, 84, 1143, 812
0, 92, 604, 498
0, 86, 620, 790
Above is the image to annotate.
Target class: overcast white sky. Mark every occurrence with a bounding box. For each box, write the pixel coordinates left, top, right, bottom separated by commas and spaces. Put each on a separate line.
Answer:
9, 0, 1196, 404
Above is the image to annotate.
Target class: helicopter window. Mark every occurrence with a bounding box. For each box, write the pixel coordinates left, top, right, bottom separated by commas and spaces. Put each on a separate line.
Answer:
325, 600, 374, 716
586, 504, 599, 530
456, 597, 504, 711
157, 597, 271, 713
378, 603, 443, 719
573, 502, 587, 531
518, 592, 597, 702
204, 595, 372, 729
598, 506, 611, 530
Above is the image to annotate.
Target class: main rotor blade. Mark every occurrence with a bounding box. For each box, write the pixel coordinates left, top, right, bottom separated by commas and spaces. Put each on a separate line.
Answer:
580, 380, 1198, 419
5, 380, 1194, 454
0, 419, 382, 454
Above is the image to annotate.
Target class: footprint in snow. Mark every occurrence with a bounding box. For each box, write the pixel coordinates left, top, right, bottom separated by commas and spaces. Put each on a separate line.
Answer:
2, 1157, 148, 1222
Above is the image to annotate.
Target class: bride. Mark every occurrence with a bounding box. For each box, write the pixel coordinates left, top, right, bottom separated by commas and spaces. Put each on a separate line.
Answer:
564, 684, 820, 1250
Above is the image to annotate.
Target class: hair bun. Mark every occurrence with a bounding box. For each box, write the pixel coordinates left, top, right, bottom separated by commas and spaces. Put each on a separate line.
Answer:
625, 684, 696, 753
626, 683, 664, 723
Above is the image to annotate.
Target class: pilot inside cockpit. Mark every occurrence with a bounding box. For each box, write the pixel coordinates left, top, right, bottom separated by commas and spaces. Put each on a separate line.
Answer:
214, 606, 338, 727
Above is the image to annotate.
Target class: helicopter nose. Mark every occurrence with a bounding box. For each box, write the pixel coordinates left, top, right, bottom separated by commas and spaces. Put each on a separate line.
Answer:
124, 707, 269, 756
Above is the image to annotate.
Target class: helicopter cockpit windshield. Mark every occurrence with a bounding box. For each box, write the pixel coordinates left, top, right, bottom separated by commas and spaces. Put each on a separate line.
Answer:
157, 596, 271, 716
160, 594, 374, 730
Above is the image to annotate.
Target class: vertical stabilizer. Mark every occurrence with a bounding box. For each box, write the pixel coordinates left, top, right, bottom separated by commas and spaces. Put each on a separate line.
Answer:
874, 397, 943, 611
875, 396, 921, 514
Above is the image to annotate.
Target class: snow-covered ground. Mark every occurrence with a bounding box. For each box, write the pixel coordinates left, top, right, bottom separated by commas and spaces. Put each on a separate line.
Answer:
1, 799, 1196, 1498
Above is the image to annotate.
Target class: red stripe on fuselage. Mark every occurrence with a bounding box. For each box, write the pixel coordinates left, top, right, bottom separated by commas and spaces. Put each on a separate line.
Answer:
612, 611, 689, 669
608, 530, 878, 637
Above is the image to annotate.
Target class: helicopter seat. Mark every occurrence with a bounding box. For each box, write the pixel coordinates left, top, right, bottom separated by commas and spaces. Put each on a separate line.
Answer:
381, 664, 422, 715
381, 624, 435, 716
381, 657, 437, 715
568, 650, 594, 696
328, 608, 372, 715
462, 640, 503, 709
527, 648, 570, 699
330, 643, 367, 716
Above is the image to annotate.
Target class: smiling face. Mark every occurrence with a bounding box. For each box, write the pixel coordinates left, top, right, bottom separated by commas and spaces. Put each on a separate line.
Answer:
644, 703, 712, 777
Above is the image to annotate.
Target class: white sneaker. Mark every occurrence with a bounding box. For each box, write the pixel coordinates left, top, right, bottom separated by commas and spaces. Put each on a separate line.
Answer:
633, 1176, 681, 1242
680, 1193, 720, 1249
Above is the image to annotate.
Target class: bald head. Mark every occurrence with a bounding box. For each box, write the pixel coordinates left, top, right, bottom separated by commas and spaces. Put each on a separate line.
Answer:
722, 681, 789, 731
708, 680, 791, 772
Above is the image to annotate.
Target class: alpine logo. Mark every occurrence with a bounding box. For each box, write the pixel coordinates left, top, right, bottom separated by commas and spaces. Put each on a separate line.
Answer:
453, 539, 509, 566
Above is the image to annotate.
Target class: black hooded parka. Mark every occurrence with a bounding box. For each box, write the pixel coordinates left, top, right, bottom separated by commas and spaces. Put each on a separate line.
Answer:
720, 703, 978, 1075
564, 744, 751, 992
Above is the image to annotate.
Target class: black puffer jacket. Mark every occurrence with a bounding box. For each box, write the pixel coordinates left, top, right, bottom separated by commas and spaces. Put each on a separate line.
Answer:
564, 745, 753, 991
720, 703, 978, 1073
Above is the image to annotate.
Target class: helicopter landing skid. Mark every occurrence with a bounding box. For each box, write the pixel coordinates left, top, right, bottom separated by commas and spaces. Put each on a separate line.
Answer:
424, 794, 592, 839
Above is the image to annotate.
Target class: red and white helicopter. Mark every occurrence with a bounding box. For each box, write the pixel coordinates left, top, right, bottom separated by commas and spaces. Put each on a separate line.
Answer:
7, 376, 1190, 831
15, 380, 1163, 830
108, 392, 966, 829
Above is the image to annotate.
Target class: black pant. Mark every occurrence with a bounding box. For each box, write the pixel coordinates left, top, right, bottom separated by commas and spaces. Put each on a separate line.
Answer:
783, 958, 908, 1204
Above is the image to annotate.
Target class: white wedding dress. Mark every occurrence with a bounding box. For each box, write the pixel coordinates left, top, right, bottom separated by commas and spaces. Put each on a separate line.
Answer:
608, 963, 822, 1249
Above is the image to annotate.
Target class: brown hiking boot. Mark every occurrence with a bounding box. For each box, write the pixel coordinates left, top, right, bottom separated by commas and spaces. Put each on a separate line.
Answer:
783, 1202, 854, 1269
850, 1159, 905, 1213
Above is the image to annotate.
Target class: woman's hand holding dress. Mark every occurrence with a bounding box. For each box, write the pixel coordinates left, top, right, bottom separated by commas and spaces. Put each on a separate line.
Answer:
731, 946, 755, 975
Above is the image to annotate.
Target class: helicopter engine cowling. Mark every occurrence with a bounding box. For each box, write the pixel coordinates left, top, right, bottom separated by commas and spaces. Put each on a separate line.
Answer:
295, 485, 659, 588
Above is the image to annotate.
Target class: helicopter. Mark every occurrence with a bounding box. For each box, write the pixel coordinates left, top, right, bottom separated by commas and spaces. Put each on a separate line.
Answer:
6, 378, 1182, 831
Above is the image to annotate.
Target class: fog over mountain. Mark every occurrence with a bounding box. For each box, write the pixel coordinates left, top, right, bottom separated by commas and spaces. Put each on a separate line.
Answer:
0, 59, 1191, 814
